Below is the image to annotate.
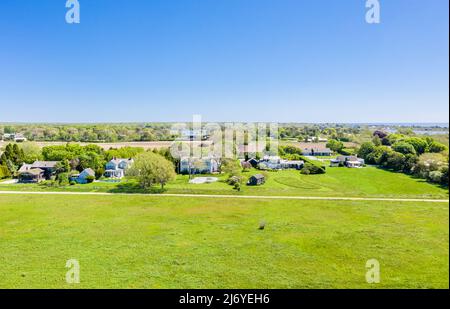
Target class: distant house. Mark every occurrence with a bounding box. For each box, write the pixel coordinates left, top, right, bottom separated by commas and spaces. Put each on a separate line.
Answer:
247, 174, 266, 186
330, 156, 365, 168
302, 147, 332, 156
2, 133, 27, 142
104, 158, 133, 179
71, 168, 95, 184
306, 137, 328, 143
258, 156, 304, 170
18, 161, 59, 181
180, 129, 210, 141
18, 161, 58, 183
14, 133, 27, 143
18, 168, 44, 183
179, 157, 220, 174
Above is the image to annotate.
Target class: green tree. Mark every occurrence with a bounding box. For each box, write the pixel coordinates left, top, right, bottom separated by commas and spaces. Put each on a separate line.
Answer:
127, 152, 176, 189
357, 142, 375, 160
392, 142, 416, 155
326, 139, 344, 152
428, 141, 448, 153
386, 151, 406, 171
404, 137, 428, 155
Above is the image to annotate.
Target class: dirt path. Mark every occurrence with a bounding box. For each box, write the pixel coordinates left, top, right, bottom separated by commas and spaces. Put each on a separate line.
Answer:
0, 190, 447, 203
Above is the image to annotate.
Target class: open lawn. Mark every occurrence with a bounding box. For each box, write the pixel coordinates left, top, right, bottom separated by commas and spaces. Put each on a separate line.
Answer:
0, 194, 447, 288
1, 166, 448, 199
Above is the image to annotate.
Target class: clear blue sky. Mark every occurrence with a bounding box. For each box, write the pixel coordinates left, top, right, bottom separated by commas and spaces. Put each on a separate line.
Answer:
0, 0, 448, 123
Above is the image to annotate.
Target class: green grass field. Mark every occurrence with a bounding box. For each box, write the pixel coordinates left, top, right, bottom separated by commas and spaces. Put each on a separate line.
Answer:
1, 167, 448, 199
0, 194, 448, 288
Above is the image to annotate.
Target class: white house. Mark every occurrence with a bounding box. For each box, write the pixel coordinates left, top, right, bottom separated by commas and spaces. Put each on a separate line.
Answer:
179, 157, 220, 174
258, 156, 304, 170
330, 156, 365, 168
104, 158, 134, 178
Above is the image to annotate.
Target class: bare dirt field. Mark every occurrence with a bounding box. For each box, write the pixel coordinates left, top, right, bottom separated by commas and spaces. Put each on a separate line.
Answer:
0, 140, 211, 150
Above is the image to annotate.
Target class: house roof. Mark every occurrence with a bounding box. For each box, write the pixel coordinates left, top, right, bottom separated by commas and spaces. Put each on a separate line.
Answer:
31, 161, 59, 168
80, 168, 95, 177
109, 158, 133, 165
302, 147, 332, 153
336, 156, 358, 161
251, 174, 265, 180
18, 164, 33, 173
20, 168, 44, 175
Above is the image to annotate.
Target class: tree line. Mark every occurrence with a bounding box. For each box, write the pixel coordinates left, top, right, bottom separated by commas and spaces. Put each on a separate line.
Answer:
358, 132, 449, 185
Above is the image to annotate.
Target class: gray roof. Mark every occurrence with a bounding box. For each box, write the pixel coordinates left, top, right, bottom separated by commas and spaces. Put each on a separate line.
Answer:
80, 168, 95, 177
109, 158, 133, 165
31, 161, 59, 168
251, 174, 265, 180
302, 147, 332, 152
18, 164, 33, 173
20, 168, 44, 175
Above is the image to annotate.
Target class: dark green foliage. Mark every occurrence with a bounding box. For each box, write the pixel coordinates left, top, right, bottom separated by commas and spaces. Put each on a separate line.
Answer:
0, 165, 11, 179
300, 162, 326, 175
392, 142, 417, 155
358, 142, 375, 160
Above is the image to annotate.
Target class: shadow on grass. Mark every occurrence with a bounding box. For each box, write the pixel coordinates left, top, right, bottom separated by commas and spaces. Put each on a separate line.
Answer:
108, 182, 166, 194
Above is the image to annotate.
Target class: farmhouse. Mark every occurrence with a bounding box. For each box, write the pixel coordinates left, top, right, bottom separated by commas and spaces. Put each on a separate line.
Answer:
330, 156, 365, 168
247, 174, 266, 186
18, 161, 59, 182
18, 168, 44, 183
104, 158, 133, 179
301, 147, 332, 156
179, 157, 220, 174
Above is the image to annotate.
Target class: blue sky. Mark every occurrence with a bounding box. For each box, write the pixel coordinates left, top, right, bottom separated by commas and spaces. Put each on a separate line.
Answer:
0, 0, 448, 123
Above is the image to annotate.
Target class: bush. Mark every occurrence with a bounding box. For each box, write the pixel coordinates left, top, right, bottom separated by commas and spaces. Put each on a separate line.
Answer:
326, 139, 344, 152
95, 168, 105, 180
69, 180, 77, 186
428, 141, 448, 153
385, 151, 406, 171
300, 168, 311, 175
86, 175, 95, 183
0, 165, 11, 179
358, 142, 375, 160
339, 148, 356, 156
428, 171, 443, 183
57, 172, 69, 186
301, 162, 325, 175
392, 142, 416, 155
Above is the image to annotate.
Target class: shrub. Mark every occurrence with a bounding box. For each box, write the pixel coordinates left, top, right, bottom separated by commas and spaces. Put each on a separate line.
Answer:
300, 168, 311, 175
57, 172, 69, 186
404, 137, 428, 155
392, 142, 416, 155
95, 168, 105, 179
326, 139, 344, 152
339, 148, 356, 156
358, 142, 375, 160
428, 171, 444, 183
301, 162, 325, 175
0, 165, 11, 179
386, 152, 406, 171
86, 175, 95, 183
428, 141, 448, 153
